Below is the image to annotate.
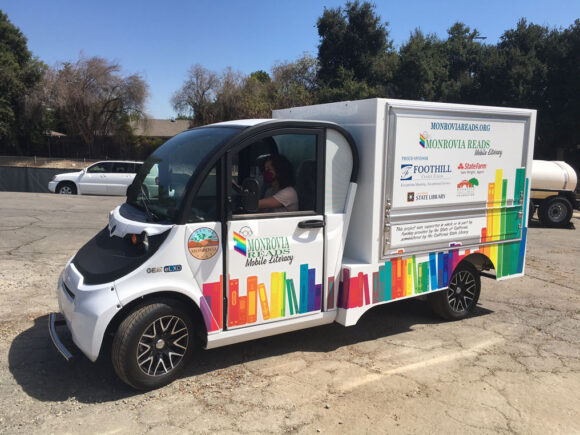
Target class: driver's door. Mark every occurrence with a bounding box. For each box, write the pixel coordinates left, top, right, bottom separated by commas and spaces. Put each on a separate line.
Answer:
225, 129, 325, 329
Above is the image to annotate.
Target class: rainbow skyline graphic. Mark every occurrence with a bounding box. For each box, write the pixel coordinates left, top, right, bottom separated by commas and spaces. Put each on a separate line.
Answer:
419, 133, 426, 148
200, 264, 322, 332
337, 168, 528, 308
201, 168, 529, 332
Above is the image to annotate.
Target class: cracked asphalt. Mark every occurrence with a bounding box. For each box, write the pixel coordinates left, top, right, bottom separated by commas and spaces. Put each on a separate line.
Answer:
0, 192, 579, 434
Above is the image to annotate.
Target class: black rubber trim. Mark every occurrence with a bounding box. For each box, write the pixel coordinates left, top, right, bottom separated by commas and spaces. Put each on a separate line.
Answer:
72, 227, 171, 285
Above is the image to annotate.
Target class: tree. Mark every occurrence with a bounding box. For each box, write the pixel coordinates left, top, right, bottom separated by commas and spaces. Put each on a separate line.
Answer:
541, 20, 580, 164
271, 54, 318, 109
440, 22, 485, 102
317, 1, 394, 89
395, 29, 448, 101
43, 56, 148, 156
0, 10, 45, 154
172, 64, 219, 126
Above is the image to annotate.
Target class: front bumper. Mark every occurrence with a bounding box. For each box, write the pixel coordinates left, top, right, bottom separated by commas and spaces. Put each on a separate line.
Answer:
48, 181, 57, 193
55, 263, 122, 361
48, 312, 73, 360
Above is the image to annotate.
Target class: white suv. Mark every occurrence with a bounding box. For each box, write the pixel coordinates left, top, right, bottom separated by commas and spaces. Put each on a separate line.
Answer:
48, 161, 143, 196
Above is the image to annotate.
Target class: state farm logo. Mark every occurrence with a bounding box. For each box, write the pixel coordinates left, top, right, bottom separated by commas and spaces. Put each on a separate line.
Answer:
458, 162, 487, 171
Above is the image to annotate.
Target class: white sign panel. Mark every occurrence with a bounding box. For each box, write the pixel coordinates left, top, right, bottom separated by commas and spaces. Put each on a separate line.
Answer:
392, 113, 526, 209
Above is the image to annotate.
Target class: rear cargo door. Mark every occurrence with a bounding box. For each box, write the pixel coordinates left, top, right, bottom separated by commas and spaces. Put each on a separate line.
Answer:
383, 104, 532, 260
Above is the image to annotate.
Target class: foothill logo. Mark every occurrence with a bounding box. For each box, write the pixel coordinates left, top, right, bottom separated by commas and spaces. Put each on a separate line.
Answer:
400, 163, 452, 181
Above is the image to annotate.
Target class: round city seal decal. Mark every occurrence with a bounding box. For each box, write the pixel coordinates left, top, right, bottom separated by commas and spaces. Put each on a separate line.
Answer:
188, 228, 219, 260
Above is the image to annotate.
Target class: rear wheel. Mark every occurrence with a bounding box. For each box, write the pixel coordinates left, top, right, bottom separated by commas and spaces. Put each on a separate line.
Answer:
538, 196, 573, 228
112, 301, 195, 390
431, 262, 480, 320
56, 181, 77, 195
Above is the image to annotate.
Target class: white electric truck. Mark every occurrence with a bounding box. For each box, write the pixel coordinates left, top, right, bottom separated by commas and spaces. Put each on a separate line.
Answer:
50, 98, 536, 390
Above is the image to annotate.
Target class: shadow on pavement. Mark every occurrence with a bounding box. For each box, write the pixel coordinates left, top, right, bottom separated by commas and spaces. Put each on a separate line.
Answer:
9, 300, 492, 404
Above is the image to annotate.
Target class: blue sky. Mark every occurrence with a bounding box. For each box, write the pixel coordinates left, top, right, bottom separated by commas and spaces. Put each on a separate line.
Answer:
2, 0, 578, 118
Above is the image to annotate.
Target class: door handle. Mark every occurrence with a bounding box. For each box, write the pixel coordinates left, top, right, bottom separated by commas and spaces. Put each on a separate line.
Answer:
298, 220, 325, 229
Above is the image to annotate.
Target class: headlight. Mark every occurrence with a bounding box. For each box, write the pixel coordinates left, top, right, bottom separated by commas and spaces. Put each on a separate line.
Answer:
127, 232, 149, 252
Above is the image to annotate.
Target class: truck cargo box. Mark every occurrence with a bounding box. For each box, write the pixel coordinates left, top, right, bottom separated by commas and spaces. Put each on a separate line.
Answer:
275, 98, 536, 263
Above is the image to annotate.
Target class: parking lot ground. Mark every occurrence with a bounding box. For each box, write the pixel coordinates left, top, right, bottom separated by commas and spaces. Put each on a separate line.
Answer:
0, 192, 579, 434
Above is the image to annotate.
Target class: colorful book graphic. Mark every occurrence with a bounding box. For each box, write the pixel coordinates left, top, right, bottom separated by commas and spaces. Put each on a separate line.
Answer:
286, 279, 298, 314
247, 276, 257, 324
228, 278, 239, 327
238, 296, 247, 325
202, 280, 222, 331
327, 276, 335, 310
258, 283, 270, 320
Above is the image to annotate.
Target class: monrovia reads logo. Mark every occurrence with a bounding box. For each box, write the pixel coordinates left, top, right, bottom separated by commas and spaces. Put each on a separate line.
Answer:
234, 231, 294, 267
233, 232, 247, 256
419, 132, 490, 150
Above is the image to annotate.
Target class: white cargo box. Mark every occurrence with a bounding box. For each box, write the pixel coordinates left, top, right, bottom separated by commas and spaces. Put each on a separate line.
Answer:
274, 98, 536, 264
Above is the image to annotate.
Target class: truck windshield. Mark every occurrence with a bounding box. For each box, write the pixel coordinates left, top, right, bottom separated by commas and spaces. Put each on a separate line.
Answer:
126, 127, 238, 222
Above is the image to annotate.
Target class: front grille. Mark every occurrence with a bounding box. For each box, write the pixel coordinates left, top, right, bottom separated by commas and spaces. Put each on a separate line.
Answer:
62, 282, 75, 300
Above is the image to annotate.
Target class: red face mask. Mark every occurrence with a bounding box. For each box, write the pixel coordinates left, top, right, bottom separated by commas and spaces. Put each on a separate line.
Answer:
263, 170, 275, 183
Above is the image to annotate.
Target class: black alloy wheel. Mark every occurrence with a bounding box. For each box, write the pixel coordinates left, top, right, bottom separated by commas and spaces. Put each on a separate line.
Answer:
430, 262, 481, 320
112, 301, 195, 390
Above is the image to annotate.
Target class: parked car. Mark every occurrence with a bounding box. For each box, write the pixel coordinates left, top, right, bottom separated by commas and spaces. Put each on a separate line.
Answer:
48, 161, 143, 196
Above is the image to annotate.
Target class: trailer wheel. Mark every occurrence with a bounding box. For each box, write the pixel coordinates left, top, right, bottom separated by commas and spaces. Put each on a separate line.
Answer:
112, 301, 195, 390
430, 262, 480, 320
538, 196, 573, 228
56, 181, 77, 195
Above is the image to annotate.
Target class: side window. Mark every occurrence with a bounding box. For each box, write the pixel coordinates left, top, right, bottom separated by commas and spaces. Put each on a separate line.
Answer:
87, 162, 113, 173
230, 132, 319, 214
133, 163, 142, 174
188, 164, 219, 223
112, 162, 130, 173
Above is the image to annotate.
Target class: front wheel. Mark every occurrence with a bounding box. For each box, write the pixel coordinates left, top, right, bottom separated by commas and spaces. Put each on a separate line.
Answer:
430, 262, 481, 320
112, 301, 195, 390
56, 181, 77, 195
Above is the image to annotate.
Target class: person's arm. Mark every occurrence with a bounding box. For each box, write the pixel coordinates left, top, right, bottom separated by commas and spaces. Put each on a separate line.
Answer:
258, 196, 283, 210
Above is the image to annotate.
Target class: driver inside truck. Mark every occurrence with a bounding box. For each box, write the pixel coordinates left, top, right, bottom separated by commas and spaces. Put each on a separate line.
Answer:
258, 154, 299, 213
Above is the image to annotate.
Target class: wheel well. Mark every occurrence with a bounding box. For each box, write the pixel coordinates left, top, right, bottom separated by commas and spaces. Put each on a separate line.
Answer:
458, 252, 495, 274
103, 291, 209, 357
56, 180, 76, 190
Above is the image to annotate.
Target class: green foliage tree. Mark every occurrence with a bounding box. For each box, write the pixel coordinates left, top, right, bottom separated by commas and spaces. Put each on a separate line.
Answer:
440, 22, 485, 102
316, 1, 396, 99
395, 29, 448, 101
0, 10, 46, 155
271, 54, 318, 109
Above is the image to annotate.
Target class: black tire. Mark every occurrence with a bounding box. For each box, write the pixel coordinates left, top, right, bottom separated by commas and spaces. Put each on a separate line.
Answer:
112, 301, 195, 390
538, 196, 573, 228
56, 181, 77, 195
430, 262, 481, 320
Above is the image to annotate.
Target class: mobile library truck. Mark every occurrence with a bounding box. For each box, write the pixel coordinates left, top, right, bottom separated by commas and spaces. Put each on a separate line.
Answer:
50, 98, 536, 389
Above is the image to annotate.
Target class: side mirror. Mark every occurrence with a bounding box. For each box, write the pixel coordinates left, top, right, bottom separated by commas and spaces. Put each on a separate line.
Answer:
241, 178, 259, 213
